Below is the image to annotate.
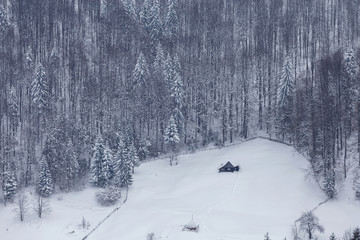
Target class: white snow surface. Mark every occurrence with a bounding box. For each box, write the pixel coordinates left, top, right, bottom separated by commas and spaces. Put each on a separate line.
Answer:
1, 138, 359, 240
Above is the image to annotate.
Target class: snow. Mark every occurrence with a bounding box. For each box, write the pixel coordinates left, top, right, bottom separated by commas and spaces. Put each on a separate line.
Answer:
1, 138, 360, 240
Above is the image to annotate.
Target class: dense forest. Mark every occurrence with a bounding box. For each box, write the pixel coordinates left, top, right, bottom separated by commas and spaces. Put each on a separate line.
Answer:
1, 0, 360, 201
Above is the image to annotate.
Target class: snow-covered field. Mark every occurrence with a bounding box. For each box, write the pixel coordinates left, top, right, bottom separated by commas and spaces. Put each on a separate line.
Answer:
1, 138, 359, 240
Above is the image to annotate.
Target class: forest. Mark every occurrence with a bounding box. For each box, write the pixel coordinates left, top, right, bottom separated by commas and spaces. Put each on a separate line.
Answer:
0, 0, 360, 201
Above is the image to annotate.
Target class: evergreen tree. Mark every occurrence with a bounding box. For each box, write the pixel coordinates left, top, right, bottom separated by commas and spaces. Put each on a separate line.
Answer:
31, 62, 49, 112
8, 86, 19, 130
170, 71, 184, 134
2, 172, 18, 204
0, 6, 10, 35
323, 171, 336, 199
164, 53, 174, 85
113, 147, 133, 188
122, 0, 136, 18
353, 167, 360, 200
344, 47, 358, 81
133, 52, 149, 88
62, 140, 80, 190
351, 228, 360, 240
164, 0, 179, 41
154, 43, 165, 75
164, 115, 180, 165
140, 0, 152, 30
276, 56, 295, 141
37, 159, 53, 197
90, 137, 113, 187
149, 0, 162, 41
128, 142, 139, 173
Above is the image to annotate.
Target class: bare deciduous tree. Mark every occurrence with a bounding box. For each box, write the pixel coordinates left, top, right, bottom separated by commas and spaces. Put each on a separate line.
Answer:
33, 195, 51, 218
14, 194, 29, 222
298, 211, 324, 239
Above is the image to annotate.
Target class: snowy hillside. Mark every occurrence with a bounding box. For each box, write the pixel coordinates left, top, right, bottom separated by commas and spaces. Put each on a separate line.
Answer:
1, 138, 359, 240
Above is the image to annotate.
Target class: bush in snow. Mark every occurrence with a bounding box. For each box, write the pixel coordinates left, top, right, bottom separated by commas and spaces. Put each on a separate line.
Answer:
298, 211, 324, 239
147, 232, 155, 240
264, 232, 271, 240
96, 186, 121, 206
329, 233, 336, 240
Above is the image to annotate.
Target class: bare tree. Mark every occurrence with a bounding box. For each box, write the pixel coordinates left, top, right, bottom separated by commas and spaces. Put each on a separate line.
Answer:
33, 195, 51, 218
298, 211, 324, 239
14, 194, 29, 222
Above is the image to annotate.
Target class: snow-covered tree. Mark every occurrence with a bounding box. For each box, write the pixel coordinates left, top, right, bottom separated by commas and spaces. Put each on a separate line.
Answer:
276, 56, 295, 141
353, 167, 360, 200
154, 43, 165, 74
122, 0, 136, 18
329, 233, 336, 240
8, 86, 19, 130
164, 53, 174, 85
113, 147, 133, 189
264, 232, 271, 240
133, 52, 149, 88
298, 211, 324, 239
100, 0, 107, 17
164, 115, 180, 165
149, 0, 162, 41
2, 172, 18, 204
31, 62, 48, 112
90, 137, 113, 187
128, 142, 139, 173
164, 0, 179, 40
63, 140, 80, 190
0, 6, 10, 35
351, 227, 360, 240
323, 171, 336, 199
140, 0, 152, 29
37, 158, 53, 197
344, 47, 358, 81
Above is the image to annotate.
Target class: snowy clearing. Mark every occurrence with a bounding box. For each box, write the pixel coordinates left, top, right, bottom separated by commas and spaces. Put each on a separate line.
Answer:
1, 138, 359, 240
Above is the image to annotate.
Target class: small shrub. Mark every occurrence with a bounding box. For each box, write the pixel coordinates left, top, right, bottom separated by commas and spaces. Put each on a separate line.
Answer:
96, 186, 121, 206
147, 233, 155, 240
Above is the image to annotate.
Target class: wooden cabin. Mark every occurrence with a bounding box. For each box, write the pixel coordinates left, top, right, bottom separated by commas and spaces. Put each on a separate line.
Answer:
218, 161, 240, 173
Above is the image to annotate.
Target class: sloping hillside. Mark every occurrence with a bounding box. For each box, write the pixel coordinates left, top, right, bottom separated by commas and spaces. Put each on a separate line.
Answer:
0, 138, 359, 240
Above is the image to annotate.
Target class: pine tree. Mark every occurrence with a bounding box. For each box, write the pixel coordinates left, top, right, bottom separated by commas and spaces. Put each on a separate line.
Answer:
128, 142, 139, 173
149, 0, 162, 41
344, 47, 358, 81
140, 0, 152, 30
122, 0, 136, 18
353, 167, 360, 200
2, 172, 18, 204
170, 71, 184, 134
164, 53, 174, 85
133, 52, 149, 88
276, 56, 295, 141
0, 6, 10, 35
113, 147, 133, 188
31, 62, 49, 112
154, 43, 165, 74
351, 228, 360, 240
164, 0, 179, 41
8, 86, 19, 130
323, 171, 336, 199
63, 140, 80, 190
37, 159, 53, 197
90, 137, 113, 187
164, 115, 180, 165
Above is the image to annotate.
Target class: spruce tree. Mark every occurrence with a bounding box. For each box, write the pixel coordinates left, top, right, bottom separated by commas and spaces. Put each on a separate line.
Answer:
133, 52, 149, 88
0, 6, 10, 35
122, 0, 136, 18
90, 137, 113, 187
154, 43, 165, 74
164, 115, 180, 165
140, 0, 152, 30
31, 62, 49, 112
323, 171, 336, 199
264, 232, 271, 240
354, 167, 360, 199
276, 56, 295, 141
149, 0, 162, 41
37, 159, 53, 197
164, 53, 174, 85
351, 228, 360, 240
164, 0, 179, 41
2, 172, 18, 204
63, 140, 80, 190
8, 86, 19, 130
